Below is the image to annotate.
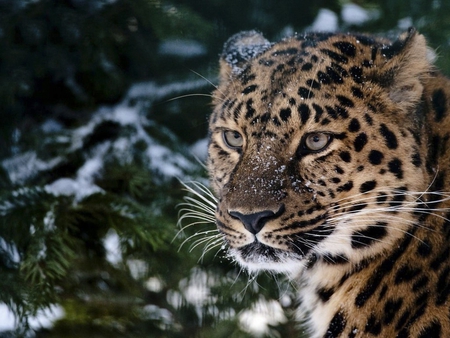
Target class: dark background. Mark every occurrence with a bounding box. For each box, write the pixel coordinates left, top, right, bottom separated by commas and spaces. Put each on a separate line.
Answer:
1, 0, 449, 337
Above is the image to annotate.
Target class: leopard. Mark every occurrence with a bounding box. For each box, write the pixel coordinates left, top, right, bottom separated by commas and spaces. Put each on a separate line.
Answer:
206, 28, 450, 337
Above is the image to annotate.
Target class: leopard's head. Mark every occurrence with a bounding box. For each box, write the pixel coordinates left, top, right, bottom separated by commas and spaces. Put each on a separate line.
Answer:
208, 29, 433, 275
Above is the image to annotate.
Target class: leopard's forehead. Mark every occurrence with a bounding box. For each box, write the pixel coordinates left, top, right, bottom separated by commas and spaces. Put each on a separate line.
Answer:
212, 32, 403, 141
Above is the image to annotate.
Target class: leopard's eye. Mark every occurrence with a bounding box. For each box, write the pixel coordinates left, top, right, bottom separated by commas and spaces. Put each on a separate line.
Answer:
304, 133, 331, 152
223, 130, 243, 149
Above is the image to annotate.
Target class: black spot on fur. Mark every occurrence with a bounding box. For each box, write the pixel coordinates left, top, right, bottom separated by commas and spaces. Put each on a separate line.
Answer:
326, 106, 338, 119
383, 298, 403, 325
298, 104, 310, 124
365, 314, 382, 335
261, 112, 270, 123
348, 328, 357, 338
333, 41, 356, 57
339, 151, 351, 162
240, 71, 256, 85
321, 48, 348, 63
317, 70, 331, 84
389, 187, 407, 207
317, 287, 334, 302
351, 86, 364, 98
388, 158, 403, 179
378, 284, 388, 301
412, 276, 429, 292
280, 108, 291, 122
351, 223, 387, 249
411, 152, 422, 167
364, 113, 373, 125
380, 124, 398, 149
368, 150, 384, 165
348, 118, 361, 133
326, 66, 344, 84
349, 66, 363, 83
354, 133, 368, 152
233, 102, 243, 121
337, 95, 354, 108
245, 99, 255, 119
324, 311, 346, 338
436, 267, 450, 305
336, 105, 349, 118
321, 118, 331, 125
417, 240, 432, 257
419, 322, 441, 338
312, 103, 324, 122
395, 265, 420, 284
335, 165, 344, 174
306, 78, 321, 90
242, 84, 257, 94
301, 62, 313, 71
349, 202, 367, 213
432, 88, 447, 122
407, 302, 427, 329
337, 181, 353, 192
360, 180, 377, 193
272, 116, 281, 126
298, 87, 314, 99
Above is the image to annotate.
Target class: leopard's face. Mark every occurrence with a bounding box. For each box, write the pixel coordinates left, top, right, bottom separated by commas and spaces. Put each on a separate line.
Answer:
208, 30, 431, 275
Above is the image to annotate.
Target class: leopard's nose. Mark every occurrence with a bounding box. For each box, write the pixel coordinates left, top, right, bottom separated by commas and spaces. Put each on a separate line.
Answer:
229, 205, 284, 234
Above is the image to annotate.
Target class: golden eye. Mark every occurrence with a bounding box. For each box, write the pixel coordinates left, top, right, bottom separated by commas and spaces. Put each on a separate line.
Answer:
223, 130, 243, 149
305, 133, 331, 152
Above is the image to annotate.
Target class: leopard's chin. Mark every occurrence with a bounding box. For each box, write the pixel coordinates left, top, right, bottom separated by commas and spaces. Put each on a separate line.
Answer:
229, 241, 306, 275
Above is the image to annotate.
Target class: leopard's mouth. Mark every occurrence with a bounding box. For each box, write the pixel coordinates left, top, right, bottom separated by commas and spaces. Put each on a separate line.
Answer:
231, 240, 306, 274
238, 241, 281, 261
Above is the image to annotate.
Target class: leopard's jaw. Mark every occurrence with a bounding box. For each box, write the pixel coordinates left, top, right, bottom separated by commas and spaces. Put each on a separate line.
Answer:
229, 245, 306, 276
205, 28, 450, 336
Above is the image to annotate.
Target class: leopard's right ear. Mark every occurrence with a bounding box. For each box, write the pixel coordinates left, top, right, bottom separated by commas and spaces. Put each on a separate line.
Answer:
219, 30, 272, 83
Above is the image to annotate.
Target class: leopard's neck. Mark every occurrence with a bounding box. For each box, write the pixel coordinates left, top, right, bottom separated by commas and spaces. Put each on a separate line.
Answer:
296, 217, 450, 337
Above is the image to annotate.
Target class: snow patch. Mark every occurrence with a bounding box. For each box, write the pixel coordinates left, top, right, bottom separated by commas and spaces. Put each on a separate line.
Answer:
309, 9, 338, 32
146, 276, 164, 293
398, 17, 413, 30
2, 152, 62, 184
45, 178, 102, 200
239, 297, 287, 337
147, 143, 193, 177
141, 304, 173, 329
159, 39, 207, 58
127, 259, 148, 280
223, 30, 272, 74
103, 229, 122, 265
190, 138, 208, 161
341, 3, 370, 25
0, 237, 20, 264
0, 303, 65, 332
127, 79, 209, 102
41, 119, 63, 133
44, 143, 108, 201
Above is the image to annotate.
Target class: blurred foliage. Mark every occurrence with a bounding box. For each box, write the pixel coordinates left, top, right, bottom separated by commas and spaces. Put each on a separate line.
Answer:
1, 0, 450, 337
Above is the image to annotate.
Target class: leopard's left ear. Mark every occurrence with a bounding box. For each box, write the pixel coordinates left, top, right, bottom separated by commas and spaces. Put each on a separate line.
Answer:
219, 30, 272, 83
378, 28, 433, 111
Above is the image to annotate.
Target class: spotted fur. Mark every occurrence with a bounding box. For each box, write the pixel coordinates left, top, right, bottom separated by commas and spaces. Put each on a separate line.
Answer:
207, 28, 450, 337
